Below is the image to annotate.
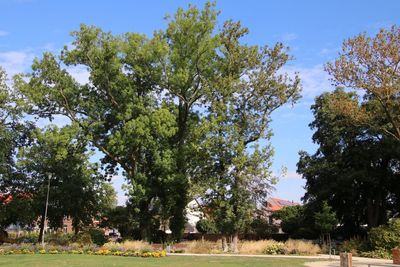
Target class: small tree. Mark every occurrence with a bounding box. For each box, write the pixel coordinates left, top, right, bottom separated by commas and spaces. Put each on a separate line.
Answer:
274, 205, 305, 236
314, 201, 337, 249
196, 218, 216, 242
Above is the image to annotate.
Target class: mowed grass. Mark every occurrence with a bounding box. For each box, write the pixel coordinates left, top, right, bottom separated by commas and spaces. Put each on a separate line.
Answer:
0, 254, 312, 267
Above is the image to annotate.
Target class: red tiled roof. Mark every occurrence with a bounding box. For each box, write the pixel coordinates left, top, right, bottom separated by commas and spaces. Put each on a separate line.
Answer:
265, 198, 300, 212
0, 193, 32, 205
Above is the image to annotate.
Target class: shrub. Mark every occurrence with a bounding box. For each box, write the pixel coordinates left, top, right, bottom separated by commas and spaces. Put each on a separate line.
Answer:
339, 238, 368, 256
46, 232, 72, 246
248, 218, 279, 238
239, 240, 279, 255
196, 219, 216, 235
368, 219, 400, 251
361, 249, 392, 259
71, 232, 93, 245
180, 240, 220, 254
284, 239, 321, 255
103, 240, 153, 253
88, 228, 107, 246
263, 242, 285, 255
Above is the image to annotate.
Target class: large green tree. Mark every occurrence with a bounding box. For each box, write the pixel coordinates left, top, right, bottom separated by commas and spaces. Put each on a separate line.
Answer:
298, 89, 400, 237
0, 67, 34, 230
192, 20, 300, 252
16, 2, 300, 240
17, 125, 115, 240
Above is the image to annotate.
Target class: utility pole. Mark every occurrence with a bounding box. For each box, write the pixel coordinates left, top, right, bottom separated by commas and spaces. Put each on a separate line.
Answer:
41, 173, 51, 248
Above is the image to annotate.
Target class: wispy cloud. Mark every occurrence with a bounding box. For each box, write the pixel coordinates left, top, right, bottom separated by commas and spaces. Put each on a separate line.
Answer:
281, 33, 298, 42
66, 65, 90, 85
0, 50, 35, 77
284, 170, 302, 180
282, 64, 334, 99
0, 30, 9, 37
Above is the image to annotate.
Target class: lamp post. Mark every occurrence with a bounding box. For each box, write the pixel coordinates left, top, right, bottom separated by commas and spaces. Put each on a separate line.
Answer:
41, 173, 52, 248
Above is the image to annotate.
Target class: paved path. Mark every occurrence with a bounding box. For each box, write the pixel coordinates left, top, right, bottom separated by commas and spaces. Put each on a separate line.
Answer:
169, 253, 394, 267
305, 256, 392, 267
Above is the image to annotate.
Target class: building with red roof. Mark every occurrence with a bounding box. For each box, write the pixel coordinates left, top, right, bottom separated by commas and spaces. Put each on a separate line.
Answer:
256, 197, 301, 233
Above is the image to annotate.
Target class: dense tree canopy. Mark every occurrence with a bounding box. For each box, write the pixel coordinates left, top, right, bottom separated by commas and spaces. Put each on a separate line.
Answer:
298, 89, 400, 237
15, 2, 299, 241
325, 25, 400, 141
16, 125, 116, 239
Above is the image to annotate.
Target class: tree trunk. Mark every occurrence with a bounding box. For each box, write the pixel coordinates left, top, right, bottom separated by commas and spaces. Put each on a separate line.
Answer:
139, 200, 151, 241
222, 235, 229, 252
171, 100, 190, 240
73, 219, 80, 235
367, 193, 382, 228
230, 232, 239, 253
37, 208, 46, 243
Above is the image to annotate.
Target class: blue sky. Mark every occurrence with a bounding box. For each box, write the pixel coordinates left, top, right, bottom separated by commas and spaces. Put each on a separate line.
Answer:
1, 0, 399, 205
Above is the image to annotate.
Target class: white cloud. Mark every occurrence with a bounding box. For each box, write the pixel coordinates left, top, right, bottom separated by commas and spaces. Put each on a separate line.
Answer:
283, 64, 334, 99
0, 30, 9, 37
284, 170, 302, 180
281, 33, 298, 42
66, 65, 90, 85
0, 50, 34, 77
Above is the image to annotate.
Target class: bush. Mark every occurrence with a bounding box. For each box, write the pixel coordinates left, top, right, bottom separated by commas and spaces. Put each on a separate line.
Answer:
88, 228, 107, 246
338, 237, 368, 256
179, 240, 220, 254
46, 232, 72, 246
248, 218, 279, 238
263, 242, 285, 255
71, 232, 92, 245
284, 239, 321, 255
239, 240, 280, 255
368, 219, 400, 251
103, 240, 153, 253
196, 219, 216, 235
361, 249, 392, 260
0, 243, 165, 257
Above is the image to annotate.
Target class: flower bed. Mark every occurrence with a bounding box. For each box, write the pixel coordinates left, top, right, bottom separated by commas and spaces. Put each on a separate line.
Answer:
0, 244, 166, 258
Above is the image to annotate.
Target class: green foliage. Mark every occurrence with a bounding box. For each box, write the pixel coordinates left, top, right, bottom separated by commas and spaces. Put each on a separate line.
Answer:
71, 232, 93, 245
263, 242, 285, 255
13, 2, 300, 242
274, 206, 304, 236
196, 219, 216, 234
100, 206, 137, 239
338, 238, 368, 256
368, 218, 400, 251
314, 201, 337, 234
298, 89, 400, 237
88, 228, 107, 246
249, 218, 279, 237
360, 249, 392, 260
46, 232, 71, 246
16, 125, 115, 235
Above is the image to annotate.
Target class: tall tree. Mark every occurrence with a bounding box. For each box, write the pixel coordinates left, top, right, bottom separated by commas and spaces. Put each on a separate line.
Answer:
193, 20, 301, 252
298, 89, 400, 237
325, 25, 400, 141
157, 2, 220, 238
0, 67, 34, 230
17, 125, 115, 239
16, 2, 300, 240
15, 23, 177, 239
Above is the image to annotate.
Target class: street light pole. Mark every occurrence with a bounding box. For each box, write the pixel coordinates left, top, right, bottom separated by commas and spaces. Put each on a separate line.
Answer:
41, 173, 51, 248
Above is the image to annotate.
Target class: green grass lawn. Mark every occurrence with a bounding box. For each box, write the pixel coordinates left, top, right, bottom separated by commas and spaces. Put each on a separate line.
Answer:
0, 254, 313, 267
